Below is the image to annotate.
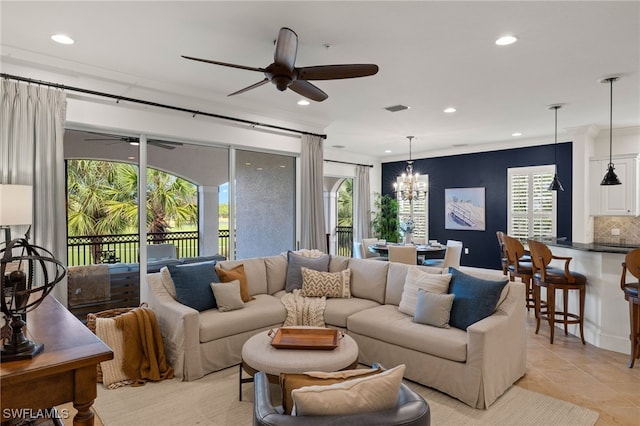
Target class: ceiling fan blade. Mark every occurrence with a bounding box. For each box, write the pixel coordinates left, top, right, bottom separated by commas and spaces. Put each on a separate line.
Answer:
149, 141, 177, 150
274, 27, 297, 71
298, 64, 379, 80
182, 55, 264, 73
289, 80, 328, 102
228, 78, 270, 97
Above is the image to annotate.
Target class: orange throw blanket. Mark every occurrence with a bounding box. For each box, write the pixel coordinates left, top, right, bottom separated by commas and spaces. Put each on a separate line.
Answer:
114, 307, 174, 385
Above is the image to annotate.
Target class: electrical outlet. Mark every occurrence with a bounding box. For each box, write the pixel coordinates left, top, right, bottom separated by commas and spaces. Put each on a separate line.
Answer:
464, 248, 469, 255
611, 228, 621, 236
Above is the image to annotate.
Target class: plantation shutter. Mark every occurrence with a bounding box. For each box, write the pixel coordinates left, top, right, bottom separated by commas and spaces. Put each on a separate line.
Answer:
507, 166, 556, 239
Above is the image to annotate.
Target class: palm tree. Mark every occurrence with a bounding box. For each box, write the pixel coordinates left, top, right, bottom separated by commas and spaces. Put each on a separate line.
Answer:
337, 179, 353, 226
67, 160, 198, 262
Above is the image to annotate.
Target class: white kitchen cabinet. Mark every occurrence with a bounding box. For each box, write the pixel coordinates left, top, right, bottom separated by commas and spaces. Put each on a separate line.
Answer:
589, 154, 639, 216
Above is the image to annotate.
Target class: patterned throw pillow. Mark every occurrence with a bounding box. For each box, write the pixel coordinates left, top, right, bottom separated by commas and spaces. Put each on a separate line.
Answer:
301, 267, 351, 298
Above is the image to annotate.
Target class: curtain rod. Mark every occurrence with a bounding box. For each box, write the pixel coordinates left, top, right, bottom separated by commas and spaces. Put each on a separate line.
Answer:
324, 159, 373, 168
1, 73, 327, 140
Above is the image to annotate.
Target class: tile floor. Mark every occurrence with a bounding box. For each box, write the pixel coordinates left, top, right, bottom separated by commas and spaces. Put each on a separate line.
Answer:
517, 310, 640, 425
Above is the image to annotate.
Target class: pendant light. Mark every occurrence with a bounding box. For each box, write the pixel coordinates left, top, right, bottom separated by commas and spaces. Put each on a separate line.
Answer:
600, 76, 622, 186
548, 104, 564, 191
393, 136, 427, 202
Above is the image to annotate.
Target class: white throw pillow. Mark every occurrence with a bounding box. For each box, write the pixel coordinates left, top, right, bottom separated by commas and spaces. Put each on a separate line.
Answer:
210, 280, 245, 312
291, 364, 405, 416
398, 267, 451, 316
160, 266, 177, 300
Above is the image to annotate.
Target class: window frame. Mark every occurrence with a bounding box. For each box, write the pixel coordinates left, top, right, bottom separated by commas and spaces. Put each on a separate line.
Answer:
507, 165, 557, 239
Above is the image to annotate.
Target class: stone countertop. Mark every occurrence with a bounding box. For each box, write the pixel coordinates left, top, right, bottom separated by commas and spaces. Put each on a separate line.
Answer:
530, 237, 640, 254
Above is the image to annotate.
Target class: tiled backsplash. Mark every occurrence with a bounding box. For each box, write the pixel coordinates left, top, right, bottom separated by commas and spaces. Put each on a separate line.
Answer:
593, 216, 640, 245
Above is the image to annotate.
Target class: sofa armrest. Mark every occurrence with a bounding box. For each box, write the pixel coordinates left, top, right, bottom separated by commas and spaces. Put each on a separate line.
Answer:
465, 281, 526, 408
146, 272, 201, 380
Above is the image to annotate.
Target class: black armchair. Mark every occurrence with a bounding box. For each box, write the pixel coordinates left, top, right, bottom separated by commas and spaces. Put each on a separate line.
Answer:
252, 371, 430, 426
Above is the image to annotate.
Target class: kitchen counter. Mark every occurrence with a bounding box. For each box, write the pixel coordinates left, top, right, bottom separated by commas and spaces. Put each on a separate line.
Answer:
526, 241, 635, 355
529, 237, 639, 254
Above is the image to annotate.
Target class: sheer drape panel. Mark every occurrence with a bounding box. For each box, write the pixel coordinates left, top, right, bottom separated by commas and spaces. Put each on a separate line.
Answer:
0, 80, 67, 303
300, 134, 327, 252
354, 165, 371, 243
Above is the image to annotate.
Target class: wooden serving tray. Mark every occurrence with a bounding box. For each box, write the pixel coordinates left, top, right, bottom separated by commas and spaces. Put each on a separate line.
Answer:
269, 328, 340, 350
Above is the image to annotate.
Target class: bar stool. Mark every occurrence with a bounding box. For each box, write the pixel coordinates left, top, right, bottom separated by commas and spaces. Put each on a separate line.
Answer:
503, 235, 536, 310
528, 240, 587, 344
621, 248, 640, 368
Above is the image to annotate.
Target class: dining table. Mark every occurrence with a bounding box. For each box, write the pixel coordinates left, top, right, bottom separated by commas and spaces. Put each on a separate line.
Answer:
369, 242, 447, 264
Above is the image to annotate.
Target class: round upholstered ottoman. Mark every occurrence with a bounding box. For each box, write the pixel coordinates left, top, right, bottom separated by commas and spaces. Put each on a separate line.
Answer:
239, 326, 359, 400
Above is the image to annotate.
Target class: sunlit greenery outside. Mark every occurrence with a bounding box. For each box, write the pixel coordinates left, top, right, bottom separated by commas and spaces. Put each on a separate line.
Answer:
67, 160, 199, 263
337, 179, 352, 226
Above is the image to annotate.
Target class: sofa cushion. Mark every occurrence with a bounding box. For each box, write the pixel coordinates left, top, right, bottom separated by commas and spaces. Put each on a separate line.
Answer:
323, 297, 380, 328
167, 261, 219, 312
448, 267, 509, 330
264, 255, 288, 295
198, 294, 286, 342
217, 258, 267, 296
291, 364, 405, 416
215, 264, 254, 302
398, 267, 451, 316
280, 367, 383, 414
210, 280, 245, 312
301, 267, 351, 298
413, 289, 455, 328
285, 251, 330, 292
347, 258, 389, 304
329, 255, 350, 272
347, 304, 468, 362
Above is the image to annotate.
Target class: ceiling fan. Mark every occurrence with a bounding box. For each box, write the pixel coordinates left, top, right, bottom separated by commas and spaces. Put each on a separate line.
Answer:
85, 134, 183, 150
182, 27, 379, 102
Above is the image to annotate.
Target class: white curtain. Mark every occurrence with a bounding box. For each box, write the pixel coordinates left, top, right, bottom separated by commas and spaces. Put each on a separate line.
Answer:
0, 80, 68, 303
354, 165, 371, 243
300, 134, 327, 252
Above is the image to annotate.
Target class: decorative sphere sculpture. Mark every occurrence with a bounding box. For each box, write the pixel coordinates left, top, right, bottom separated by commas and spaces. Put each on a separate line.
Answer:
1, 237, 66, 361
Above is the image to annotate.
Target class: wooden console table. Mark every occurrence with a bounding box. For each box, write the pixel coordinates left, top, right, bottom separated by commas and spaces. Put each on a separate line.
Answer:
1, 295, 113, 425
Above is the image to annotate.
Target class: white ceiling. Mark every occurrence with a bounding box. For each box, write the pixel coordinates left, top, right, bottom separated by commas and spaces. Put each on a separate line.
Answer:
2, 1, 639, 160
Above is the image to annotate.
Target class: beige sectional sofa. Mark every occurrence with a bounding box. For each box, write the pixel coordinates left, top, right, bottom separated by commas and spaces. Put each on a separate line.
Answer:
147, 254, 526, 409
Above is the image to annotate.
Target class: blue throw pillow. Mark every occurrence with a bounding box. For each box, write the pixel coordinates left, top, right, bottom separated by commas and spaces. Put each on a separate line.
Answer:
285, 251, 331, 292
447, 267, 508, 330
168, 261, 219, 311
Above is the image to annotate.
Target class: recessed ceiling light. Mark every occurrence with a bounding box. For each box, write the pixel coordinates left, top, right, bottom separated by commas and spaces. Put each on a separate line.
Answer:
129, 141, 139, 146
127, 156, 136, 160
51, 34, 74, 45
384, 150, 392, 153
279, 165, 286, 168
245, 162, 252, 166
496, 35, 517, 46
256, 167, 263, 171
512, 132, 522, 137
443, 107, 457, 113
297, 99, 310, 106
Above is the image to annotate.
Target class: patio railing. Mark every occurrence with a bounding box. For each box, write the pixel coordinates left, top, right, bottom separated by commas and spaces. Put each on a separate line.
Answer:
67, 230, 230, 266
336, 226, 353, 257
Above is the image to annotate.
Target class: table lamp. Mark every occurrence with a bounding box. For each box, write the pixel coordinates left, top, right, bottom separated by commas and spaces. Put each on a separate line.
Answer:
0, 184, 67, 361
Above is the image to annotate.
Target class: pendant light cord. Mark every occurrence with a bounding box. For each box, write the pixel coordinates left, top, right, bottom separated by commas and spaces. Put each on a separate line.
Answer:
554, 106, 558, 166
609, 78, 614, 166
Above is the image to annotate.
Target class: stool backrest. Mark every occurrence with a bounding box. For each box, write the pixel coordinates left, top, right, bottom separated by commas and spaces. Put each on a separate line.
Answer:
503, 235, 528, 273
527, 240, 553, 272
623, 248, 640, 280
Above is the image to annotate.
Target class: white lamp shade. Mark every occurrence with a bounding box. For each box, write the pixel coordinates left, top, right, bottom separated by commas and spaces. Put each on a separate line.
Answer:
0, 184, 33, 225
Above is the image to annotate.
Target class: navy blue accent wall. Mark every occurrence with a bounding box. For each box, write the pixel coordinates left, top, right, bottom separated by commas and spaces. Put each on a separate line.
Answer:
381, 142, 573, 269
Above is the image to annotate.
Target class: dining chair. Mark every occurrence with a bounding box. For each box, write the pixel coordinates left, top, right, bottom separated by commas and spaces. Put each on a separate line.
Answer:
423, 240, 463, 268
496, 231, 508, 275
388, 245, 417, 265
621, 248, 640, 368
361, 238, 386, 261
528, 239, 587, 344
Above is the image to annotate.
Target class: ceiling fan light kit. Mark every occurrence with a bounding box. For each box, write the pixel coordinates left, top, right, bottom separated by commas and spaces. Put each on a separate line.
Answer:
182, 27, 379, 102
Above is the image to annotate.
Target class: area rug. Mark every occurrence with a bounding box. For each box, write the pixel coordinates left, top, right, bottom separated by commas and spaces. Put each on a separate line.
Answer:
93, 366, 599, 425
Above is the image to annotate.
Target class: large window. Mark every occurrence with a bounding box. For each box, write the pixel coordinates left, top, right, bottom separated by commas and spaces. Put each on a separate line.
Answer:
507, 165, 556, 239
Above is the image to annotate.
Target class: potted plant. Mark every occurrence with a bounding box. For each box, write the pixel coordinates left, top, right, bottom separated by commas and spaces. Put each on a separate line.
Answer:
371, 193, 400, 243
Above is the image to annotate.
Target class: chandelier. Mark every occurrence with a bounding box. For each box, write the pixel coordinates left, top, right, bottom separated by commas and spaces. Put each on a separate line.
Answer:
393, 136, 427, 202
